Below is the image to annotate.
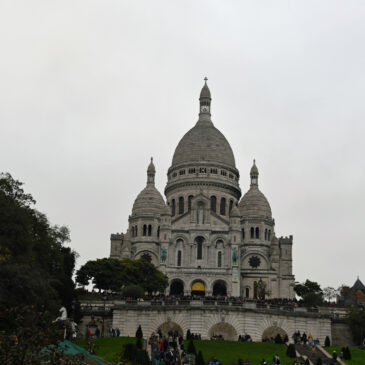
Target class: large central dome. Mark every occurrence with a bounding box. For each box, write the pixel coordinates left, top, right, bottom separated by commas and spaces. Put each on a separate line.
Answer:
171, 119, 236, 168
171, 80, 236, 169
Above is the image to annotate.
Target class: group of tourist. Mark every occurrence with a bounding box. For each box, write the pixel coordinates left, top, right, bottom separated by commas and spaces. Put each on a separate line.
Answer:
149, 330, 184, 365
237, 334, 252, 342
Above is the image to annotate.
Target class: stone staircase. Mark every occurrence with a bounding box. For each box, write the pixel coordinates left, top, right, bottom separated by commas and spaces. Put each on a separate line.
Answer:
295, 344, 333, 365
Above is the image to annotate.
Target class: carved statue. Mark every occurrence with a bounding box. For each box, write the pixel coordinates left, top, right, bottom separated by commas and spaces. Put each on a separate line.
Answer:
54, 306, 68, 322
161, 247, 167, 263
232, 247, 238, 265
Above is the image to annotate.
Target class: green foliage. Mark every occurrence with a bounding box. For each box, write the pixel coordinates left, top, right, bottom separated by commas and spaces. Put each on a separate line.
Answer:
286, 344, 296, 358
294, 279, 323, 307
196, 350, 205, 365
187, 339, 196, 354
316, 357, 322, 365
136, 324, 143, 339
122, 343, 150, 365
122, 285, 145, 298
346, 306, 365, 345
344, 346, 352, 360
324, 335, 331, 347
76, 257, 168, 293
186, 329, 191, 340
136, 337, 142, 350
0, 173, 77, 317
274, 334, 282, 344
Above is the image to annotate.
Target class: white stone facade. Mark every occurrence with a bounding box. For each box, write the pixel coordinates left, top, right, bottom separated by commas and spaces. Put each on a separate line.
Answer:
110, 81, 295, 299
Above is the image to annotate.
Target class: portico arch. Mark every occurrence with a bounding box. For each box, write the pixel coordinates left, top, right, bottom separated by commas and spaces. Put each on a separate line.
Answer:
262, 326, 288, 341
157, 321, 183, 337
170, 279, 184, 296
191, 279, 206, 296
208, 322, 237, 341
212, 280, 227, 296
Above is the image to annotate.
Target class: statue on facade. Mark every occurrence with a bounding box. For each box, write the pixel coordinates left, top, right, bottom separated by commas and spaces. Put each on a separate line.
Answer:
161, 247, 167, 263
232, 247, 238, 265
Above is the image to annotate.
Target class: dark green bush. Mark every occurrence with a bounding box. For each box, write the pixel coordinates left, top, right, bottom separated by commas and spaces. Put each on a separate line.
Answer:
286, 343, 297, 358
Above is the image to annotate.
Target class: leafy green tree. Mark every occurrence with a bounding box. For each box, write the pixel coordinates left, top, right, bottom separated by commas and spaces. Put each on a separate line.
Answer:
294, 279, 323, 307
122, 285, 145, 298
344, 346, 351, 360
0, 173, 77, 315
346, 306, 365, 345
76, 257, 168, 294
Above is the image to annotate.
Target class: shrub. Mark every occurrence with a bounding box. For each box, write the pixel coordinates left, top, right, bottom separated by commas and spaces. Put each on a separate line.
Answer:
286, 344, 297, 358
324, 336, 330, 347
123, 285, 145, 298
123, 343, 150, 365
187, 339, 196, 354
136, 337, 142, 349
274, 334, 282, 344
344, 346, 351, 360
196, 350, 205, 365
186, 329, 191, 340
136, 324, 143, 339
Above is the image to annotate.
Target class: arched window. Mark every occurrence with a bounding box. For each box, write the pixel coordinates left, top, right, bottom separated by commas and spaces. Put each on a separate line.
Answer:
250, 227, 254, 239
229, 199, 233, 213
148, 225, 152, 236
188, 195, 193, 211
268, 230, 271, 240
171, 199, 176, 216
245, 287, 250, 298
197, 202, 204, 224
196, 236, 203, 260
220, 197, 226, 215
218, 251, 222, 268
157, 226, 160, 238
255, 227, 259, 239
177, 250, 182, 267
143, 225, 147, 236
131, 226, 135, 237
135, 226, 138, 236
178, 197, 184, 215
210, 196, 217, 213
242, 228, 245, 240
265, 229, 267, 240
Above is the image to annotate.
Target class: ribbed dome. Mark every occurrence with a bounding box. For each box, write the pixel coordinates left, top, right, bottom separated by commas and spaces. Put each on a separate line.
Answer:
132, 158, 166, 216
132, 185, 165, 216
238, 187, 272, 219
171, 120, 236, 168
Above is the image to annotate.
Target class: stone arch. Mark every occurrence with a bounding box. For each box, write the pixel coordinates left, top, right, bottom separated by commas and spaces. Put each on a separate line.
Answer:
208, 322, 237, 341
212, 280, 227, 296
262, 326, 288, 341
190, 278, 207, 296
169, 279, 184, 296
157, 321, 183, 337
214, 237, 227, 248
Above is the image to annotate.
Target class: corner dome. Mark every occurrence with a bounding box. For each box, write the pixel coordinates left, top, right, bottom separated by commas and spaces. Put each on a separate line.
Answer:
132, 185, 166, 216
132, 158, 166, 216
171, 122, 236, 168
238, 187, 272, 219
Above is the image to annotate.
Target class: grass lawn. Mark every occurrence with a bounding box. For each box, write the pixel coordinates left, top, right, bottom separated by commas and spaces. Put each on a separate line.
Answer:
74, 336, 138, 362
325, 346, 365, 365
184, 340, 295, 365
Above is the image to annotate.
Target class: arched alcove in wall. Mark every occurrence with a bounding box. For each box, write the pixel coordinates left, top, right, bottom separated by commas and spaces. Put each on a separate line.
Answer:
262, 326, 288, 341
157, 322, 183, 337
208, 322, 237, 341
170, 279, 184, 296
212, 280, 227, 296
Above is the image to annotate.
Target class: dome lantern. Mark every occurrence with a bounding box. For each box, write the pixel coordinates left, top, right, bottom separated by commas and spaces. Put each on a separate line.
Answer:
199, 77, 212, 117
147, 157, 156, 185
250, 159, 259, 186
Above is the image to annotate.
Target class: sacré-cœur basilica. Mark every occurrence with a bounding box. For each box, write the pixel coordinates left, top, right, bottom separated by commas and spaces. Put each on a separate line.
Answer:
110, 80, 295, 299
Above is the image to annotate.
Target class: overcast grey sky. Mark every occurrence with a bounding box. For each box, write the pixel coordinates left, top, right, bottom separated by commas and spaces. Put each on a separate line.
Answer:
1, 1, 365, 290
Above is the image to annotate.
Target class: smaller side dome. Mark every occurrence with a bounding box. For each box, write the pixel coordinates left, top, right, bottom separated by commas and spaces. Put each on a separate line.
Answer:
132, 159, 165, 216
239, 160, 272, 219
